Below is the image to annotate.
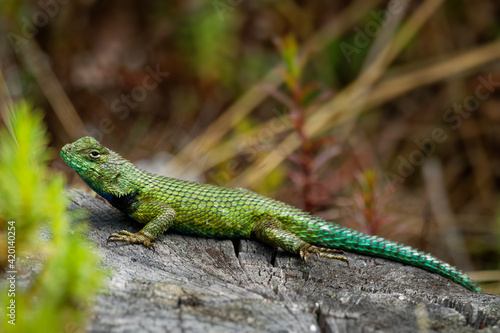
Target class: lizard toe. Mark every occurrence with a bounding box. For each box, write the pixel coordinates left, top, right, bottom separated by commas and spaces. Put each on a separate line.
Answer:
299, 244, 319, 262
299, 244, 349, 265
107, 230, 156, 252
317, 247, 349, 265
299, 249, 311, 262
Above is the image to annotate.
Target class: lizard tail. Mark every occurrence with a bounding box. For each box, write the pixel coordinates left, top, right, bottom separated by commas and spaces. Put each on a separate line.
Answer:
297, 220, 482, 292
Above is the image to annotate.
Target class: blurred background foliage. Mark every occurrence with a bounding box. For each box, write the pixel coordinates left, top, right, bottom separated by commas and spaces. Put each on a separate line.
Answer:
1, 0, 500, 294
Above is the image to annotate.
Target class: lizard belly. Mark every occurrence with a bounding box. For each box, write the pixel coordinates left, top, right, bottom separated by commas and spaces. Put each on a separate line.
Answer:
171, 208, 254, 239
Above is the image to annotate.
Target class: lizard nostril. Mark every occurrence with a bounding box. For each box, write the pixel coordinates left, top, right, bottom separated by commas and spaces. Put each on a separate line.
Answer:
62, 144, 73, 153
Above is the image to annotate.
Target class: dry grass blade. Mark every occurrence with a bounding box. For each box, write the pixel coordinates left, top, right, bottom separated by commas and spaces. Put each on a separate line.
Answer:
422, 158, 474, 270
187, 39, 500, 178
369, 40, 500, 107
167, 0, 384, 177
18, 41, 84, 140
0, 66, 15, 137
229, 0, 450, 187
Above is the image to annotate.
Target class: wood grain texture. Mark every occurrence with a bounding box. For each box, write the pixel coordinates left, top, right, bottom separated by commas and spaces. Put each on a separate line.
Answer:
68, 190, 500, 333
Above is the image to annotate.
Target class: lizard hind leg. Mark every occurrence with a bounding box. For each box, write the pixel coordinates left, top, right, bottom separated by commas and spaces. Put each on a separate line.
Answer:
252, 215, 348, 265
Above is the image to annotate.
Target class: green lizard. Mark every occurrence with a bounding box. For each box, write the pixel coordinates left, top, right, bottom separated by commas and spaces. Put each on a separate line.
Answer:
61, 136, 481, 292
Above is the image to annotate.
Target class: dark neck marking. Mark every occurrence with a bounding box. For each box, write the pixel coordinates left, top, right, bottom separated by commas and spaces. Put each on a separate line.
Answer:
104, 190, 140, 215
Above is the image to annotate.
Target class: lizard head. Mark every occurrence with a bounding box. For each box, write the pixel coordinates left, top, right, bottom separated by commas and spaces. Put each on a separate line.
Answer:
61, 136, 134, 197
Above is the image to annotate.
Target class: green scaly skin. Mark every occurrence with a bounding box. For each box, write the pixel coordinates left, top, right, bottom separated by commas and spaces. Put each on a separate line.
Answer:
61, 137, 481, 292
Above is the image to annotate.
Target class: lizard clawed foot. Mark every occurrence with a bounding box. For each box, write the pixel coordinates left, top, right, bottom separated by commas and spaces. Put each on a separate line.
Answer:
107, 230, 156, 253
299, 244, 349, 265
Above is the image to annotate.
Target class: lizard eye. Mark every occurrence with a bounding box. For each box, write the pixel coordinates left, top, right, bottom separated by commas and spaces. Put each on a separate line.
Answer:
89, 150, 100, 159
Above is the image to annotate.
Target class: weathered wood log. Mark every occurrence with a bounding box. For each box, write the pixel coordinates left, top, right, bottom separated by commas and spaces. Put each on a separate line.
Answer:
68, 190, 500, 332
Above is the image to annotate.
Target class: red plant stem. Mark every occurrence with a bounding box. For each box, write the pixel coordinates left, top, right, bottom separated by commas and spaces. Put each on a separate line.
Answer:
290, 85, 314, 212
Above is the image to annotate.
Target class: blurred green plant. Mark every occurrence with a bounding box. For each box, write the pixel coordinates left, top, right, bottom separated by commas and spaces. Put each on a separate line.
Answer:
0, 101, 104, 333
182, 6, 240, 85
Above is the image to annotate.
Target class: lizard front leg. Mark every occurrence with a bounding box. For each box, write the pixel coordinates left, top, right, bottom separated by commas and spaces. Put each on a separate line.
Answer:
107, 201, 176, 252
252, 216, 348, 264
